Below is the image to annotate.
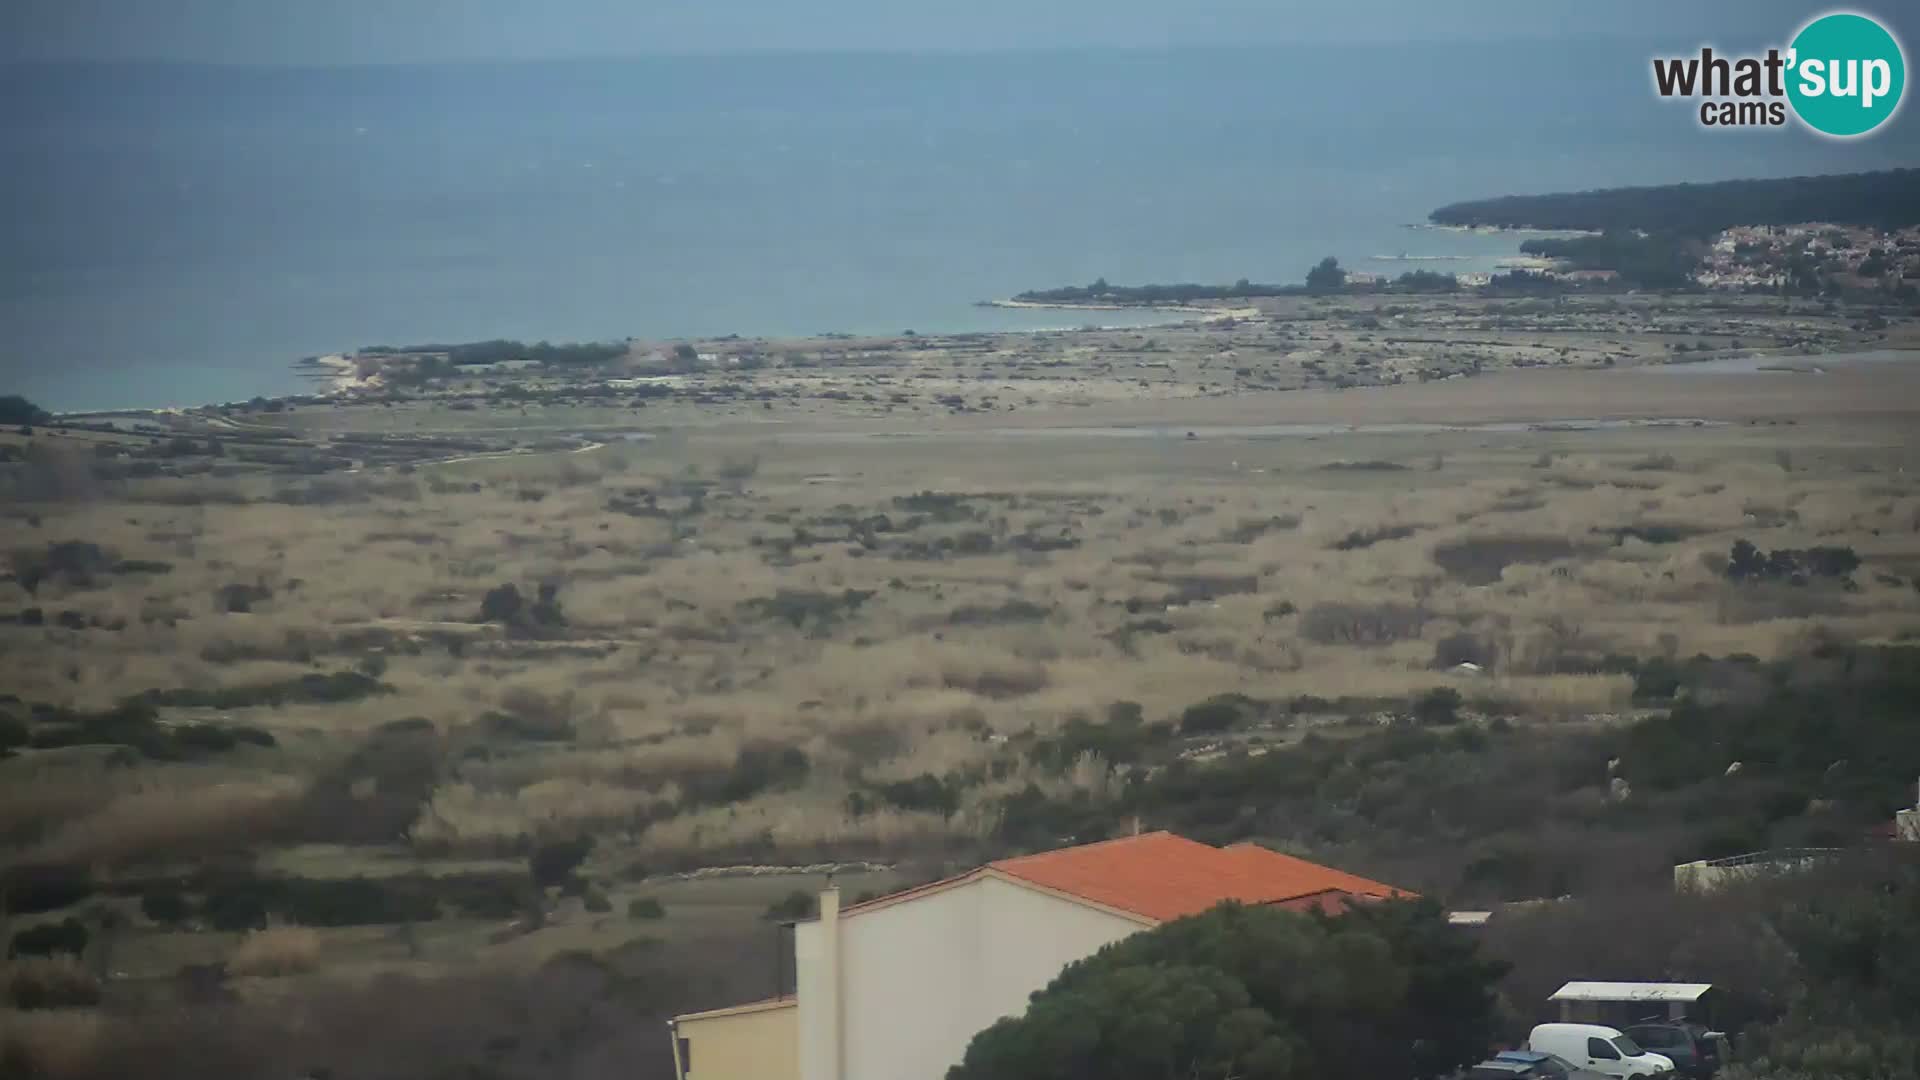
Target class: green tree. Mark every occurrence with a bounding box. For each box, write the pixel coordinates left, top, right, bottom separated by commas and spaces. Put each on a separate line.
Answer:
1305, 257, 1347, 294
949, 900, 1504, 1080
1722, 855, 1920, 1080
0, 395, 49, 427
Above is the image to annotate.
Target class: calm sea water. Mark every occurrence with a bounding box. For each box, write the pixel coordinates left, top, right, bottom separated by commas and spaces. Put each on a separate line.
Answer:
3, 44, 1913, 411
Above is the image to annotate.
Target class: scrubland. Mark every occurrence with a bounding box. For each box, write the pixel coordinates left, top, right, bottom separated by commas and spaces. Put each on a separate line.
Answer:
2, 306, 1919, 1077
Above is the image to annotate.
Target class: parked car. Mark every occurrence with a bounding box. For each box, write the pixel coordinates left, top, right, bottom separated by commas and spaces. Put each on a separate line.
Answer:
1469, 1061, 1549, 1080
1463, 1049, 1610, 1079
1621, 1020, 1730, 1077
1527, 1023, 1676, 1077
1495, 1049, 1612, 1079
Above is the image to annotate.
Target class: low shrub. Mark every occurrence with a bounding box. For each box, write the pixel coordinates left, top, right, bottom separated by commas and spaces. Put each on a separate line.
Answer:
0, 713, 27, 752
8, 919, 88, 959
1262, 601, 1297, 623
866, 774, 962, 818
1330, 524, 1420, 551
214, 582, 272, 613
764, 890, 816, 921
947, 599, 1051, 625
1300, 602, 1427, 646
1031, 709, 1171, 772
1223, 515, 1302, 543
228, 927, 321, 978
740, 589, 874, 629
135, 670, 389, 710
1726, 539, 1861, 584
627, 897, 666, 920
435, 874, 528, 920
1600, 524, 1700, 545
1, 867, 95, 915
140, 889, 192, 925
684, 743, 812, 806
1320, 460, 1409, 472
529, 837, 593, 891
4, 954, 101, 1010
199, 875, 442, 930
1179, 694, 1255, 734
275, 877, 439, 926
1432, 537, 1581, 585
478, 582, 566, 632
1412, 687, 1463, 725
10, 540, 115, 593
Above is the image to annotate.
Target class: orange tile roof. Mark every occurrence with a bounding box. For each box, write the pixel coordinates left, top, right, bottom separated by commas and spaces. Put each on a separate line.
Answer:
987, 832, 1412, 923
1219, 842, 1413, 902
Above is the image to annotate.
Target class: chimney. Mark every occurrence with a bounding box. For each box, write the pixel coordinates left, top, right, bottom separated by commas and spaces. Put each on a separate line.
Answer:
819, 885, 842, 1080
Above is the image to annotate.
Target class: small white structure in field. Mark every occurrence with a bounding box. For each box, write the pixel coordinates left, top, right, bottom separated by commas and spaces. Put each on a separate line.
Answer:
1550, 981, 1713, 1023
1897, 777, 1920, 841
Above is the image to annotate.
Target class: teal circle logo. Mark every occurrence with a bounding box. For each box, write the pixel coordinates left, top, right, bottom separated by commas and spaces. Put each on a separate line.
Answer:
1787, 12, 1906, 137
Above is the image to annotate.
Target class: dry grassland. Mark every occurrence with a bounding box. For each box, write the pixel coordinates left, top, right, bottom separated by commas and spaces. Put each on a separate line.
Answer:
1, 323, 1918, 1075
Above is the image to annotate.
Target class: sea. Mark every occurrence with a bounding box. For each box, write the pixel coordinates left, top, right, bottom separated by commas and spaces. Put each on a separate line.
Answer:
3, 42, 1915, 412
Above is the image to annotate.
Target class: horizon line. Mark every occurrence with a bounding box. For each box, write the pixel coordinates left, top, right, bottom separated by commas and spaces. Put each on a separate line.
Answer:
0, 34, 1709, 72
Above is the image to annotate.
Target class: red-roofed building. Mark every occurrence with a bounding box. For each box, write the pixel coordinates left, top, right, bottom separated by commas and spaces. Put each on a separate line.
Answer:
669, 832, 1410, 1080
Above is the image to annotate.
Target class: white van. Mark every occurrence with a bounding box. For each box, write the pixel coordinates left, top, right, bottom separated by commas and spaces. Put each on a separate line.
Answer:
1527, 1023, 1676, 1077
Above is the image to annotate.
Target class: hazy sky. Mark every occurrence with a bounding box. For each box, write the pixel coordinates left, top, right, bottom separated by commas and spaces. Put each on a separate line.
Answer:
2, 0, 1885, 65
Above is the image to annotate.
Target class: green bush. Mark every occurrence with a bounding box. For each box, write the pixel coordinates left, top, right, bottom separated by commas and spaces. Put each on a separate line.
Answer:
951, 901, 1504, 1080
436, 874, 528, 920
140, 889, 192, 924
530, 838, 593, 890
1412, 687, 1463, 725
276, 877, 439, 926
1330, 524, 1420, 551
5, 955, 101, 1010
1726, 539, 1862, 584
869, 773, 962, 818
740, 589, 874, 629
8, 919, 89, 959
0, 867, 94, 915
685, 744, 812, 806
135, 670, 389, 710
1299, 602, 1427, 646
627, 897, 666, 920
0, 713, 28, 752
197, 875, 443, 930
582, 886, 612, 913
0, 395, 50, 427
1431, 536, 1580, 585
1180, 694, 1254, 734
764, 890, 816, 922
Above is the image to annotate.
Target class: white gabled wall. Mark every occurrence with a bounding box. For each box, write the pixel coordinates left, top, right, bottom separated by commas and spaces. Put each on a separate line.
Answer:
797, 875, 1143, 1080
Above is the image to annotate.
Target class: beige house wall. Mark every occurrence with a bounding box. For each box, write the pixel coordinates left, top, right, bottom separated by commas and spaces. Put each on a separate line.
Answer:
676, 1000, 798, 1080
797, 874, 1143, 1080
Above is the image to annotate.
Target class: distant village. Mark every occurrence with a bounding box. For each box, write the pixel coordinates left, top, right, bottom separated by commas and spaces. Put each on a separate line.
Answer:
1694, 222, 1920, 291
1363, 223, 1920, 295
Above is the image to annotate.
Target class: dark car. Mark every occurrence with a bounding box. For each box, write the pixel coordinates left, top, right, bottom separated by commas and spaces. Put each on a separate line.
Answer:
1621, 1020, 1730, 1077
1465, 1050, 1609, 1080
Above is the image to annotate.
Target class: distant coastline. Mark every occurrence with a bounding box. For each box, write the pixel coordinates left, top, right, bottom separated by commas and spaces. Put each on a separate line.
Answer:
977, 298, 1250, 319
1427, 168, 1920, 233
